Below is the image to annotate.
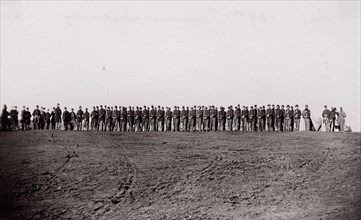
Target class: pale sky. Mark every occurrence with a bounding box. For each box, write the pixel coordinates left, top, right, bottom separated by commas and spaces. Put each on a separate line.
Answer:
1, 1, 360, 131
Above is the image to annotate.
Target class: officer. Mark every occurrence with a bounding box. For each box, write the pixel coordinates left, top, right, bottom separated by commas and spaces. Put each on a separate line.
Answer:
181, 106, 188, 132
226, 106, 234, 131
196, 106, 203, 131
90, 106, 98, 131
322, 105, 331, 132
274, 105, 282, 132
241, 106, 248, 132
257, 106, 265, 132
112, 106, 120, 131
338, 107, 346, 132
55, 103, 62, 130
284, 105, 293, 132
98, 105, 106, 131
249, 106, 256, 132
120, 107, 128, 132
173, 106, 180, 131
83, 108, 90, 131
210, 106, 217, 131
32, 105, 41, 129
302, 105, 311, 131
266, 104, 273, 131
45, 109, 51, 130
203, 106, 210, 131
293, 105, 301, 131
77, 106, 84, 131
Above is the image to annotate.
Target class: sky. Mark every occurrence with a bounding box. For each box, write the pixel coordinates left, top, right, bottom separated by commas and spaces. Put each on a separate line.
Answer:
1, 1, 360, 131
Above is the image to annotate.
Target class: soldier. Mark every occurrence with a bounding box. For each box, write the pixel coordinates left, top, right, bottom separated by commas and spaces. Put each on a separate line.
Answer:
161, 107, 166, 131
226, 106, 234, 131
120, 107, 128, 132
55, 103, 62, 130
181, 106, 188, 132
20, 106, 27, 131
50, 107, 56, 130
45, 109, 51, 130
10, 106, 19, 130
266, 104, 273, 131
83, 108, 90, 131
218, 106, 226, 131
90, 106, 98, 131
69, 108, 77, 130
241, 106, 248, 132
249, 106, 256, 132
253, 105, 258, 132
98, 105, 106, 131
1, 105, 10, 131
302, 105, 311, 131
293, 105, 301, 132
165, 107, 172, 132
112, 106, 120, 131
257, 106, 265, 132
25, 107, 32, 130
210, 106, 217, 131
322, 105, 331, 132
188, 106, 196, 132
330, 107, 337, 132
338, 107, 346, 132
234, 105, 241, 131
271, 104, 276, 131
274, 105, 282, 132
106, 107, 113, 131
133, 107, 140, 132
196, 106, 203, 131
148, 106, 155, 131
156, 106, 163, 132
280, 105, 285, 132
203, 107, 210, 131
77, 106, 84, 131
40, 107, 46, 129
284, 105, 293, 132
142, 106, 149, 132
173, 106, 180, 132
32, 105, 41, 129
290, 106, 295, 131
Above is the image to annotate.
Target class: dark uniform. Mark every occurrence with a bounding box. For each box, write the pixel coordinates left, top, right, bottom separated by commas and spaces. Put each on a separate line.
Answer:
127, 107, 135, 132
203, 107, 210, 131
181, 107, 188, 132
98, 106, 106, 131
226, 106, 234, 131
55, 105, 62, 130
150, 106, 157, 131
10, 107, 19, 130
50, 108, 56, 130
62, 108, 70, 130
157, 107, 165, 132
274, 106, 283, 132
1, 105, 10, 131
302, 106, 311, 131
293, 105, 301, 132
32, 106, 41, 129
91, 107, 99, 131
218, 107, 226, 131
249, 107, 256, 132
165, 107, 172, 132
210, 106, 217, 131
322, 106, 331, 132
112, 107, 120, 131
45, 110, 51, 130
196, 107, 203, 131
120, 107, 128, 132
234, 106, 241, 131
173, 107, 180, 132
266, 105, 274, 132
284, 106, 293, 132
257, 107, 265, 132
83, 108, 90, 131
142, 106, 149, 132
241, 107, 248, 132
77, 107, 84, 131
70, 109, 77, 130
188, 107, 196, 132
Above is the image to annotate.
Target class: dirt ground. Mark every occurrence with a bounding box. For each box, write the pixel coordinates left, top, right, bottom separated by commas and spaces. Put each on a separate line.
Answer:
0, 131, 360, 220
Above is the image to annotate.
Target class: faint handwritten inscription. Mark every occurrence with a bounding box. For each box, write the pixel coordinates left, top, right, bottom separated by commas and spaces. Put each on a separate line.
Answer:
232, 9, 276, 28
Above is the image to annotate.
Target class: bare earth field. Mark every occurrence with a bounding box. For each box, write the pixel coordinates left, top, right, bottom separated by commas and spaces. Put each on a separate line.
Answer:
0, 131, 360, 220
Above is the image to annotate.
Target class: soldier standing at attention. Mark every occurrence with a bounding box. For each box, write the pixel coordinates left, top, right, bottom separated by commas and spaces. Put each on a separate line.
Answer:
226, 106, 234, 131
20, 106, 26, 131
257, 106, 265, 132
203, 106, 210, 132
142, 106, 149, 132
25, 107, 31, 130
188, 107, 196, 132
280, 105, 285, 132
271, 104, 276, 131
249, 106, 256, 132
329, 107, 337, 132
180, 106, 187, 132
1, 105, 10, 131
127, 106, 134, 132
164, 107, 172, 132
210, 106, 217, 131
338, 107, 347, 132
50, 107, 56, 130
302, 105, 311, 131
293, 105, 301, 131
45, 109, 51, 130
149, 106, 156, 131
55, 103, 62, 130
218, 106, 225, 131
253, 105, 258, 132
196, 106, 203, 131
39, 107, 45, 129
290, 106, 295, 131
156, 106, 163, 132
161, 107, 166, 131
120, 107, 127, 132
83, 108, 90, 131
90, 107, 98, 131
32, 105, 41, 130
98, 105, 106, 131
77, 106, 84, 131
112, 106, 120, 131
10, 106, 19, 130
69, 108, 77, 131
274, 105, 282, 132
266, 104, 273, 131
234, 105, 241, 131
134, 107, 141, 132
241, 106, 248, 132
173, 106, 180, 132
322, 105, 331, 132
62, 107, 69, 130
284, 105, 293, 132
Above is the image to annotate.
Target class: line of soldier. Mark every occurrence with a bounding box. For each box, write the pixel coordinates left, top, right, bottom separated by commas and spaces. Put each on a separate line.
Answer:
1, 103, 346, 132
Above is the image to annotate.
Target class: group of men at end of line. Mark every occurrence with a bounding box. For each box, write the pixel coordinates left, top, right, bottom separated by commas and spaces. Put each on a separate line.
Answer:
0, 103, 347, 133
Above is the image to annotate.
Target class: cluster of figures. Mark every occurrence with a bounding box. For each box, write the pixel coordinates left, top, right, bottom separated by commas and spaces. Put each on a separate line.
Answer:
0, 103, 349, 133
